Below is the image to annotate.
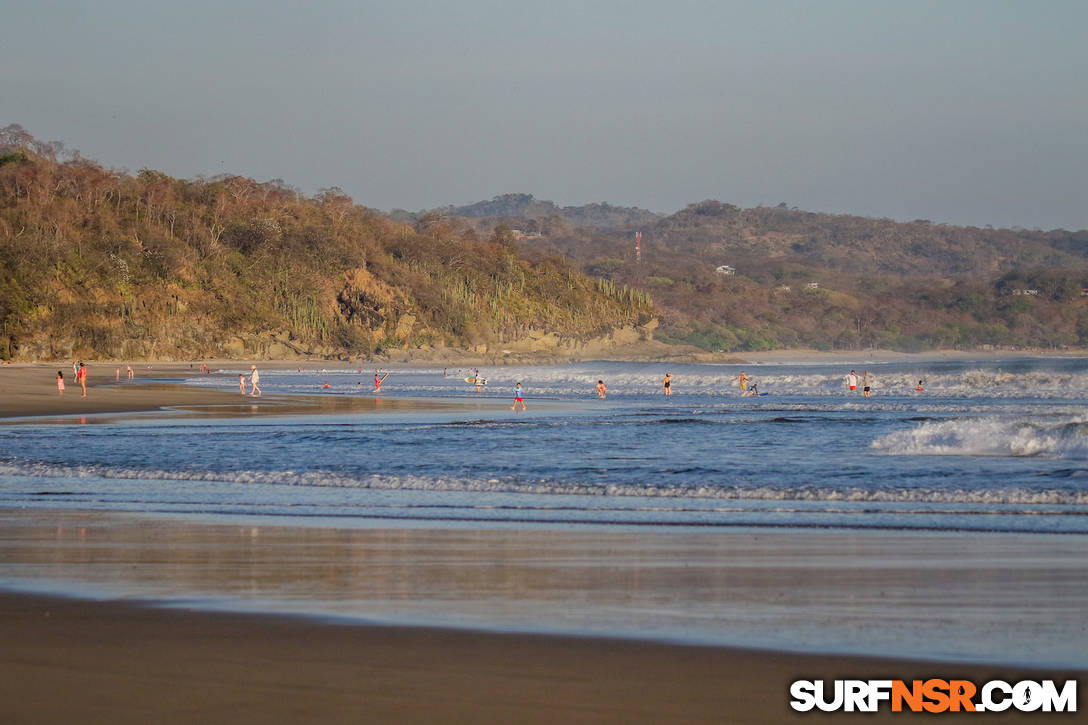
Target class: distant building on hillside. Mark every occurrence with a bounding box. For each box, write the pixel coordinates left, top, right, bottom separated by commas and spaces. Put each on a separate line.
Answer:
715, 265, 736, 276
805, 282, 819, 290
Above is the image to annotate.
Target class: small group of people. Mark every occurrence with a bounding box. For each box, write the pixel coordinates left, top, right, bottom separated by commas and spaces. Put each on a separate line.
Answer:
846, 369, 873, 397
240, 365, 261, 396
58, 362, 88, 397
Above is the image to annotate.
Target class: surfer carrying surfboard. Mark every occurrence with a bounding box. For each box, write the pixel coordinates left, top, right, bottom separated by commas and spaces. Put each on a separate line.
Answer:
374, 371, 388, 392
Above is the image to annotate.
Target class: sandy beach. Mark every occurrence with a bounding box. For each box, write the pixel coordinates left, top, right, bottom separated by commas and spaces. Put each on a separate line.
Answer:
1, 589, 1081, 725
0, 361, 487, 421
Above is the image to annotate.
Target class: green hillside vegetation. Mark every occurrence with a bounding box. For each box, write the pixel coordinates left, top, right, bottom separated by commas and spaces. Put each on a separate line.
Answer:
0, 126, 650, 361
451, 199, 1088, 352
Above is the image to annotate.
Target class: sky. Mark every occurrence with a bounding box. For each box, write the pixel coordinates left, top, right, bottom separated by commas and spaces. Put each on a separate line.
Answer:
3, 0, 1086, 229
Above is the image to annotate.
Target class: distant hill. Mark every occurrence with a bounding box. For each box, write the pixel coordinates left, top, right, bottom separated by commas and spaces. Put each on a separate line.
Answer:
0, 127, 651, 361
7, 120, 1088, 360
435, 193, 663, 231
440, 196, 1088, 352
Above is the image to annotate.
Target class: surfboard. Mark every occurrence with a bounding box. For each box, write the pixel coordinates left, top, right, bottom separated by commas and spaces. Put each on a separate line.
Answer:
465, 377, 486, 385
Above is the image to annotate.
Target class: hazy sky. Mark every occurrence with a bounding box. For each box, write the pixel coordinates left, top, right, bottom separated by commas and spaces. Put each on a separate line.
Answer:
3, 0, 1086, 229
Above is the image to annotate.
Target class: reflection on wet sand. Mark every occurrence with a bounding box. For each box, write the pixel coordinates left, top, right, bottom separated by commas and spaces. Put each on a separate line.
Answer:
1, 509, 1086, 667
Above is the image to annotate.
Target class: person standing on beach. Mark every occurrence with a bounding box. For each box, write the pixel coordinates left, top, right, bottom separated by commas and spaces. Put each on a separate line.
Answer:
511, 382, 526, 411
57, 371, 65, 396
76, 362, 87, 397
249, 365, 262, 396
127, 365, 134, 379
862, 370, 872, 398
663, 372, 673, 396
596, 380, 607, 398
239, 374, 246, 394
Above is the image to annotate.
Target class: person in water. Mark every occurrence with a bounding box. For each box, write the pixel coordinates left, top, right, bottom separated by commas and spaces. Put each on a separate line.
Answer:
862, 370, 873, 398
732, 371, 749, 393
915, 380, 925, 392
596, 380, 607, 399
57, 371, 65, 396
663, 372, 673, 396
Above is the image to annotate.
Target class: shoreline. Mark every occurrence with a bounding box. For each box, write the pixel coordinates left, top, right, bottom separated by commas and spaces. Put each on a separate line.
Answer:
3, 349, 1086, 421
1, 589, 1082, 724
2, 508, 1085, 670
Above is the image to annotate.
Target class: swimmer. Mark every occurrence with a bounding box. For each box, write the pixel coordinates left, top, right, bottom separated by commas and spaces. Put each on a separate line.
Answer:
596, 380, 607, 399
732, 371, 749, 393
915, 380, 924, 392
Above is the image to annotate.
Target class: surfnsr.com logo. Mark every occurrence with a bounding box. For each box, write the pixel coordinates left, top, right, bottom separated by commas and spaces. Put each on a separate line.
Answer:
790, 679, 1077, 713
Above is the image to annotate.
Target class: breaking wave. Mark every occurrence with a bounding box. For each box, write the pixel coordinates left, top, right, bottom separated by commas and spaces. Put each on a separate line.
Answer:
871, 417, 1088, 459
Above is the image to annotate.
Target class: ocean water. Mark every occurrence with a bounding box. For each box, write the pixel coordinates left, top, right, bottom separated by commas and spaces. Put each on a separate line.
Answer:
2, 357, 1088, 667
2, 358, 1088, 533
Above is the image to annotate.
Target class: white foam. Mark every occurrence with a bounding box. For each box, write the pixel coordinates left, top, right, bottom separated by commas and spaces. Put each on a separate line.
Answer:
871, 417, 1088, 459
3, 461, 1086, 506
185, 363, 1088, 400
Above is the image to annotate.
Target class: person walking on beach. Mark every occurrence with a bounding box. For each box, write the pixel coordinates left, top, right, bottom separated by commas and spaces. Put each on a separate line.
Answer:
57, 371, 65, 396
847, 370, 858, 392
663, 372, 673, 396
249, 365, 262, 396
862, 370, 873, 398
596, 380, 607, 399
511, 382, 526, 411
76, 362, 87, 397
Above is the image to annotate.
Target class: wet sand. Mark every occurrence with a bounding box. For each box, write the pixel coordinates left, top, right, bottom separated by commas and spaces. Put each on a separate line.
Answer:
0, 508, 1085, 724
0, 362, 488, 421
2, 590, 1082, 725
